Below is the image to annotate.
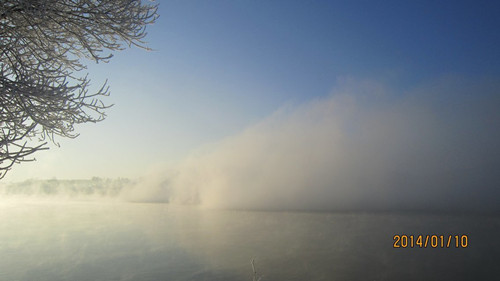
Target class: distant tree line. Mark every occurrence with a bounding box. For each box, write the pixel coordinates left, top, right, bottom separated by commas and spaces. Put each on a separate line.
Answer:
1, 177, 133, 196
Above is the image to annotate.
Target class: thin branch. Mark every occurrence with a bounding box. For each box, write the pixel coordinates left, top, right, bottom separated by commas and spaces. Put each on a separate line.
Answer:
0, 0, 158, 178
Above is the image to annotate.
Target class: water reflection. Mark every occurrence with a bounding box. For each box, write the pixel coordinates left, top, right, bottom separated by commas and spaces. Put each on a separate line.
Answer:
0, 201, 498, 280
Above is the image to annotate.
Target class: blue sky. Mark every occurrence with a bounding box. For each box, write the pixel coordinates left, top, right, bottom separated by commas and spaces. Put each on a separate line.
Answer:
6, 0, 500, 183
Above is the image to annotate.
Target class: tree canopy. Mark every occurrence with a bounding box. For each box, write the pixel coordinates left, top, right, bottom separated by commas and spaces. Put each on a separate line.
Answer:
0, 0, 158, 178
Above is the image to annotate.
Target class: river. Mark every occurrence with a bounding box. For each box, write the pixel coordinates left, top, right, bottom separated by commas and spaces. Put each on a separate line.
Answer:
0, 200, 498, 280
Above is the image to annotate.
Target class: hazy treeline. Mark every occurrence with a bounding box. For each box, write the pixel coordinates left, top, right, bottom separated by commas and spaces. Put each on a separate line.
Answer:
0, 177, 133, 198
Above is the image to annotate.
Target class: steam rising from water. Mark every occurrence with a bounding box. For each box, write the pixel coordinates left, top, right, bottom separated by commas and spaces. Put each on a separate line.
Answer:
3, 78, 499, 213
166, 78, 500, 212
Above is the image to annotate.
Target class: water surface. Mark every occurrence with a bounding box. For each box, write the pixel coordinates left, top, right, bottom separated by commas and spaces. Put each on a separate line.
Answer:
0, 200, 498, 280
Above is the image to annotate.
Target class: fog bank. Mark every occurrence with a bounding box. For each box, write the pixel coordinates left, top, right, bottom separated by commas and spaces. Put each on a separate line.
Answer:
150, 77, 498, 213
5, 78, 498, 213
13, 78, 495, 212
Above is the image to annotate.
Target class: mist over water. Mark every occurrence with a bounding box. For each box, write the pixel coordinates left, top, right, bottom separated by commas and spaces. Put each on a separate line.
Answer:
3, 78, 499, 213
161, 77, 500, 213
1, 201, 497, 281
1, 78, 499, 281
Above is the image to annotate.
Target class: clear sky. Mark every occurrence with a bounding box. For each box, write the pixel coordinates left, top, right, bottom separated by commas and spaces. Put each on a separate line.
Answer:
6, 0, 500, 185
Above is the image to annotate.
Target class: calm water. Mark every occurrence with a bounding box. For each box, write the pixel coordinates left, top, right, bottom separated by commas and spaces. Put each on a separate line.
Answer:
0, 200, 498, 281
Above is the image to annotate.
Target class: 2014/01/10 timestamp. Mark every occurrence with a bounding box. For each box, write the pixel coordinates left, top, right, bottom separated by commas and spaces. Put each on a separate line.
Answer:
393, 234, 468, 248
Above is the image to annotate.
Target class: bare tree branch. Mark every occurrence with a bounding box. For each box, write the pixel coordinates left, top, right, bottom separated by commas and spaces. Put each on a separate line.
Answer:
0, 0, 158, 178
